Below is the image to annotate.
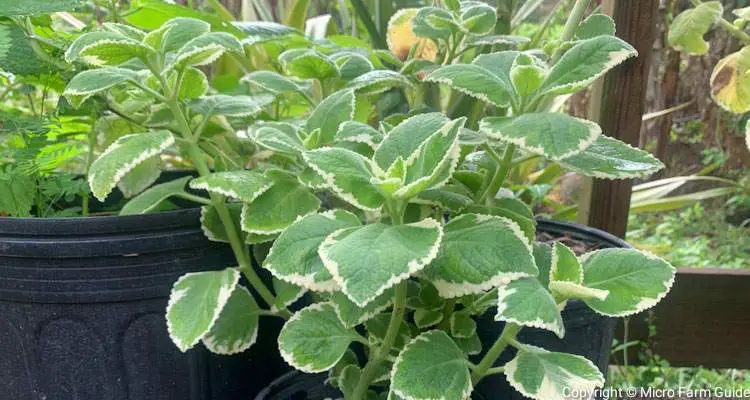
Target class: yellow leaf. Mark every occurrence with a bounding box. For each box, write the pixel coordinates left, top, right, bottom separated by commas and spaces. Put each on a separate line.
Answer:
710, 46, 750, 113
386, 8, 438, 62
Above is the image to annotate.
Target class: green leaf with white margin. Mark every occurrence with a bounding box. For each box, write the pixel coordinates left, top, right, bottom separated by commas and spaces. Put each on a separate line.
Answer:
272, 279, 307, 312
450, 312, 477, 339
413, 186, 473, 211
166, 268, 240, 352
668, 1, 722, 55
459, 1, 496, 35
64, 31, 141, 63
202, 285, 260, 354
242, 70, 310, 95
480, 113, 600, 160
278, 303, 360, 373
549, 242, 582, 283
365, 313, 413, 350
189, 171, 273, 203
424, 214, 538, 298
189, 94, 276, 118
332, 52, 374, 80
88, 130, 174, 201
548, 242, 610, 302
556, 135, 664, 179
306, 89, 355, 146
280, 49, 339, 80
241, 178, 321, 234
250, 122, 305, 155
412, 7, 459, 41
374, 113, 448, 169
320, 219, 443, 307
496, 277, 564, 338
167, 32, 244, 71
303, 147, 385, 211
344, 70, 413, 95
505, 345, 605, 400
424, 51, 518, 108
146, 18, 211, 54
63, 68, 139, 108
120, 176, 193, 215
200, 202, 242, 243
264, 210, 360, 291
339, 364, 362, 399
391, 330, 472, 400
392, 117, 465, 199
117, 156, 161, 198
575, 14, 616, 39
335, 121, 383, 150
414, 308, 443, 328
76, 38, 154, 67
330, 289, 393, 329
0, 0, 82, 16
102, 23, 146, 41
538, 35, 637, 95
533, 243, 553, 287
179, 67, 209, 100
581, 249, 676, 317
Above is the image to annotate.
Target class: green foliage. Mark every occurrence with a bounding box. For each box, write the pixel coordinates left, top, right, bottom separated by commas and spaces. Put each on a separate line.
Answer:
668, 1, 722, 55
18, 6, 681, 400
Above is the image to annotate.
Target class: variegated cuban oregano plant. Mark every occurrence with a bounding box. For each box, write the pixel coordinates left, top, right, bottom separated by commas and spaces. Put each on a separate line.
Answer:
64, 0, 675, 399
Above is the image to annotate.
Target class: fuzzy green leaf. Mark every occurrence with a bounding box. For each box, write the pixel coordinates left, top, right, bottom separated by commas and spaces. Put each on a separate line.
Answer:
240, 178, 320, 234
450, 312, 477, 339
168, 32, 244, 70
582, 249, 676, 317
250, 122, 305, 155
306, 89, 356, 145
374, 113, 448, 169
264, 210, 360, 291
272, 279, 306, 312
424, 51, 518, 107
424, 214, 537, 298
280, 49, 339, 80
556, 135, 664, 179
117, 156, 161, 198
146, 17, 211, 53
166, 268, 240, 352
190, 171, 273, 203
496, 277, 564, 337
0, 0, 82, 16
243, 70, 310, 95
668, 2, 722, 55
202, 285, 260, 354
200, 202, 242, 243
320, 219, 443, 307
278, 303, 359, 372
345, 70, 413, 95
179, 67, 209, 99
88, 130, 174, 202
576, 14, 616, 39
303, 147, 385, 211
391, 331, 472, 400
505, 345, 605, 400
189, 94, 275, 117
120, 176, 192, 215
480, 113, 600, 160
330, 289, 393, 329
335, 121, 383, 150
539, 35, 637, 95
459, 2, 496, 35
63, 68, 139, 108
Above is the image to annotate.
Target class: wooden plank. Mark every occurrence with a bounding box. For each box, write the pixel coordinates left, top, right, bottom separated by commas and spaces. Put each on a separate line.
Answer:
612, 268, 750, 369
579, 0, 659, 238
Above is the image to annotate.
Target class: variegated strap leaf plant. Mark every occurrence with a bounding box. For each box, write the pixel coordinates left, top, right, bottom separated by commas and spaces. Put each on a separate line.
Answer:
66, 1, 676, 399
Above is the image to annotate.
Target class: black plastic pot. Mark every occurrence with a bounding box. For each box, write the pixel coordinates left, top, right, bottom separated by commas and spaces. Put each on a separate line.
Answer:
0, 208, 288, 400
254, 219, 630, 400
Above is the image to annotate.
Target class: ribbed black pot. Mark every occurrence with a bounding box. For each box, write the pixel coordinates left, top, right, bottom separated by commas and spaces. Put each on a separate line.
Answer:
254, 219, 630, 400
0, 208, 289, 400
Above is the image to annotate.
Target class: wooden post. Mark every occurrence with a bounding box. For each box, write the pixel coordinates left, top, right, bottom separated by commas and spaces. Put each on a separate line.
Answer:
578, 0, 659, 238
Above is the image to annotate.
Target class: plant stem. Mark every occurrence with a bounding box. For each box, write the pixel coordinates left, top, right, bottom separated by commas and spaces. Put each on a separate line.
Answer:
350, 0, 388, 49
174, 192, 212, 205
352, 281, 408, 400
154, 70, 286, 316
551, 0, 591, 63
470, 323, 522, 384
477, 143, 516, 205
438, 298, 457, 331
691, 0, 750, 45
